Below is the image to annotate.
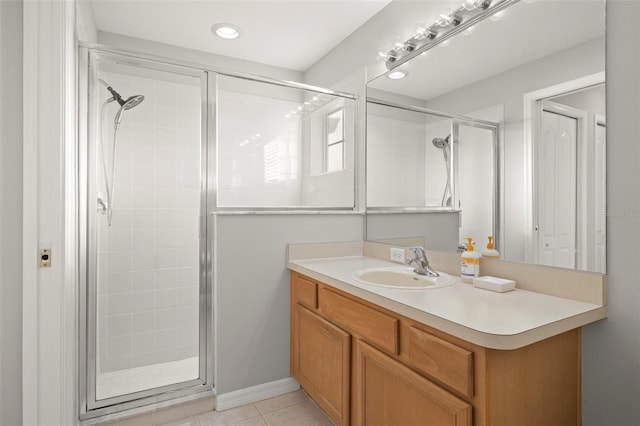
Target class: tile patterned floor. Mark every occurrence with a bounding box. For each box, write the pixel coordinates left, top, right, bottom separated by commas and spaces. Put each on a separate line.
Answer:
160, 390, 334, 426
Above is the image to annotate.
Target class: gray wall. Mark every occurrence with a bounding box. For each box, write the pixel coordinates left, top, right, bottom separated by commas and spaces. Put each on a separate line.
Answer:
366, 213, 460, 252
214, 214, 363, 393
582, 1, 640, 424
76, 0, 97, 43
0, 1, 23, 425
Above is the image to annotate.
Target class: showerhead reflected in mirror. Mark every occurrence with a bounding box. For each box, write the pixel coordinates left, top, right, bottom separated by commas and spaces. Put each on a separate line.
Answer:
432, 135, 451, 207
365, 0, 605, 273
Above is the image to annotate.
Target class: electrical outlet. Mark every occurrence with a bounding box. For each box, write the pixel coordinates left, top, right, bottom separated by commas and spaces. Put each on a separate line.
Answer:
390, 247, 405, 263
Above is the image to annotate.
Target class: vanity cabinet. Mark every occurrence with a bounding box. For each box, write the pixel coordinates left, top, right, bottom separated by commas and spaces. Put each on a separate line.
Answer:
290, 271, 581, 426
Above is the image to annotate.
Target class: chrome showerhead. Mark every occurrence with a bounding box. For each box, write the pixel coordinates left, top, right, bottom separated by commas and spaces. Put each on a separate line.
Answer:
432, 135, 451, 163
113, 95, 145, 129
113, 95, 145, 130
99, 79, 145, 129
432, 135, 450, 149
105, 85, 145, 109
122, 95, 145, 110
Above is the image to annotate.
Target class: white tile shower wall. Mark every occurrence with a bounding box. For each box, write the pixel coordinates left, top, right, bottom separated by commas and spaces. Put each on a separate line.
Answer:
97, 71, 201, 374
217, 90, 302, 207
367, 114, 426, 207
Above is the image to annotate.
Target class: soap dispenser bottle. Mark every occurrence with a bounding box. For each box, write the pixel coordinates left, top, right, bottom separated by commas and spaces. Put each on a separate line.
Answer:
461, 237, 480, 283
482, 236, 500, 259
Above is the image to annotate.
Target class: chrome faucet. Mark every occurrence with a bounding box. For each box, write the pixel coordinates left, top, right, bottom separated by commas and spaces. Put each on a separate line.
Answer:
405, 246, 439, 277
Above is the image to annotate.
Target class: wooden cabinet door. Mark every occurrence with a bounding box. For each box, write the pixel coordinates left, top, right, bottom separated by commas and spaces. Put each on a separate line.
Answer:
294, 304, 350, 426
353, 340, 472, 426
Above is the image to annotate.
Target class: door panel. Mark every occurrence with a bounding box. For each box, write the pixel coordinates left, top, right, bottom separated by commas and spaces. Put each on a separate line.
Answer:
353, 340, 472, 426
538, 109, 577, 268
295, 305, 350, 426
85, 51, 209, 413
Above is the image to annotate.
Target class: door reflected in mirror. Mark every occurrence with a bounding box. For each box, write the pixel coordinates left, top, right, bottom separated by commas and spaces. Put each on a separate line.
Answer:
365, 0, 605, 273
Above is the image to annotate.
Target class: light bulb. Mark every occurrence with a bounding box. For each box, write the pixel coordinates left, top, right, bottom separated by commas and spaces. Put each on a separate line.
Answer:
387, 70, 408, 80
437, 14, 454, 27
462, 0, 480, 10
416, 26, 437, 41
211, 23, 241, 40
437, 12, 461, 27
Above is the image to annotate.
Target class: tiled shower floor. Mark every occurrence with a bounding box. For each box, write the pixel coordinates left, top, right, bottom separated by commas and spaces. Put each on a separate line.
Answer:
97, 357, 199, 400
159, 390, 334, 426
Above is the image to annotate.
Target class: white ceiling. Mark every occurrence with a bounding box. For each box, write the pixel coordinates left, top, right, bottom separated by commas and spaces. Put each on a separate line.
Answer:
89, 0, 392, 72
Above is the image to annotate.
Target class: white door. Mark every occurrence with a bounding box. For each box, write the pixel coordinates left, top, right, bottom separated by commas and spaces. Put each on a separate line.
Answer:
537, 106, 578, 268
594, 116, 606, 272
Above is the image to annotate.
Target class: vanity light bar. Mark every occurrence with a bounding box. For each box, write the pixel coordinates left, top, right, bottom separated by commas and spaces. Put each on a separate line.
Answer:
383, 0, 521, 70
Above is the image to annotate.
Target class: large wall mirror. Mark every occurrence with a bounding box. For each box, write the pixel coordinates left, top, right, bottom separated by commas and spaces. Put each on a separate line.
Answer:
365, 0, 605, 273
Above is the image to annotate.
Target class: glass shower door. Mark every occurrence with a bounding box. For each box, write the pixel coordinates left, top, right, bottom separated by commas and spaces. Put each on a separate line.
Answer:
454, 120, 499, 247
83, 51, 211, 413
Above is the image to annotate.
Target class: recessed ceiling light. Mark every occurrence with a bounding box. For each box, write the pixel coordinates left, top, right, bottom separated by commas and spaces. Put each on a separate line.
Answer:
212, 23, 241, 40
387, 70, 409, 80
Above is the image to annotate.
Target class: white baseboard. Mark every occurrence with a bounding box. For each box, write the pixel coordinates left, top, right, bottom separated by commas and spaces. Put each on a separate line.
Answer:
215, 377, 300, 411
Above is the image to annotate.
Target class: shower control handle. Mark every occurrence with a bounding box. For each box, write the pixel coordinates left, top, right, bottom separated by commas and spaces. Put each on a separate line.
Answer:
97, 194, 108, 214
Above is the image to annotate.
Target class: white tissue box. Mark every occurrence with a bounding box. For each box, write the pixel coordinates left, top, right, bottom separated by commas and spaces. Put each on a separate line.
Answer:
473, 276, 516, 293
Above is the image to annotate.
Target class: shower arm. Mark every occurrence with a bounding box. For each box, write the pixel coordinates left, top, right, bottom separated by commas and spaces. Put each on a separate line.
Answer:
98, 79, 117, 103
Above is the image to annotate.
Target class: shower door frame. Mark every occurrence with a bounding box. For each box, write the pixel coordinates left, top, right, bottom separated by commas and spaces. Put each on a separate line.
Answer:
451, 119, 500, 250
79, 48, 214, 418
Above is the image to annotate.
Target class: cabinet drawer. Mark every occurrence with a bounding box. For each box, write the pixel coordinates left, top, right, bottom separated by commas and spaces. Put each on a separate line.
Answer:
319, 287, 398, 354
293, 274, 318, 309
407, 326, 474, 397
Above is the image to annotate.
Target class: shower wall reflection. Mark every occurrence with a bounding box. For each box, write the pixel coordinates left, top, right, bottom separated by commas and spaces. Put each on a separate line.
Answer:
366, 102, 452, 208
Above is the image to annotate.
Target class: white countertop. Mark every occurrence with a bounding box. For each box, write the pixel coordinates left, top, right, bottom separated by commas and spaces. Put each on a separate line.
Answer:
288, 256, 606, 349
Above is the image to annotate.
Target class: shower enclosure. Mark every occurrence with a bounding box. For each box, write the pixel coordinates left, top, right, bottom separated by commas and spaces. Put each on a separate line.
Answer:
79, 50, 212, 416
366, 98, 499, 247
79, 47, 357, 418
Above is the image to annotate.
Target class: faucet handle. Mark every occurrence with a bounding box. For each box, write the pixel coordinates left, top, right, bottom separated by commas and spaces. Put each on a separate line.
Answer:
407, 246, 426, 258
405, 246, 426, 266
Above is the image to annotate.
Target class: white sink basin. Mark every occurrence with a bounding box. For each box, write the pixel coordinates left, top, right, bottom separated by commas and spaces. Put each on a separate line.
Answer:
354, 266, 455, 289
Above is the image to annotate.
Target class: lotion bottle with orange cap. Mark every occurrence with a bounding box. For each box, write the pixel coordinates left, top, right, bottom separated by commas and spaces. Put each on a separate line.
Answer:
482, 236, 500, 259
460, 237, 480, 283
